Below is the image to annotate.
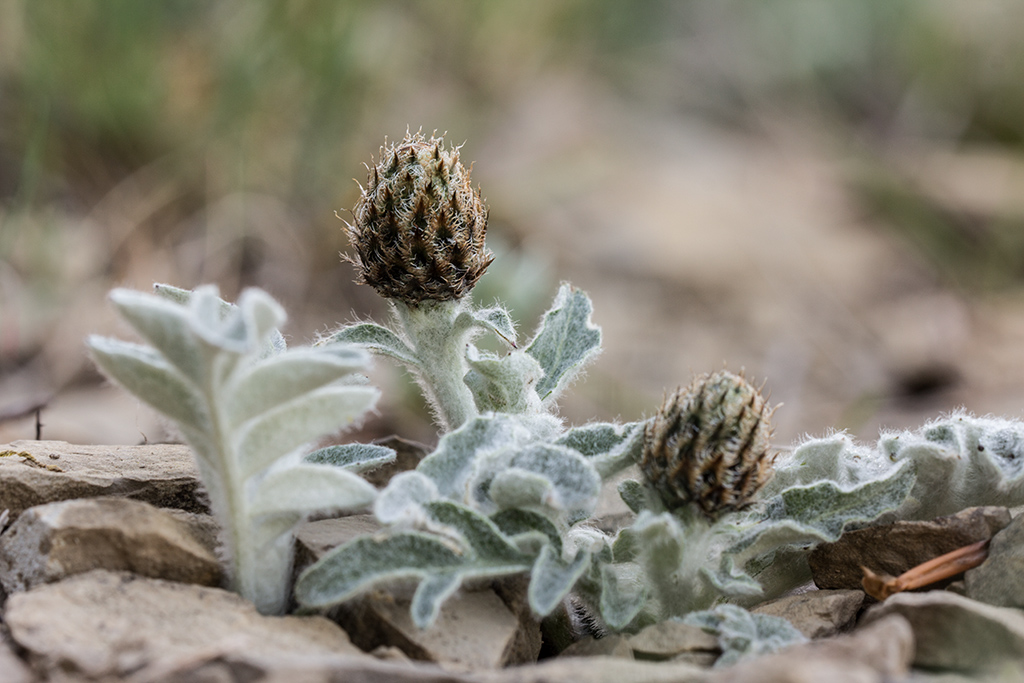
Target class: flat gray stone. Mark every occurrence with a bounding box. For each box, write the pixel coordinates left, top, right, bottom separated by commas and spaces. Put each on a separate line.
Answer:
627, 620, 719, 661
0, 440, 206, 519
298, 516, 542, 669
0, 635, 34, 683
132, 651, 709, 683
862, 590, 1024, 673
809, 506, 1010, 589
5, 570, 360, 680
293, 514, 381, 573
336, 588, 532, 671
709, 613, 914, 683
965, 512, 1024, 608
751, 589, 864, 639
559, 634, 634, 659
0, 497, 222, 594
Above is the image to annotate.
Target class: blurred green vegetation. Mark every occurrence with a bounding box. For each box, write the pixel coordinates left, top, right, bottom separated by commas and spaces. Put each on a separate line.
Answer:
3, 1, 1024, 441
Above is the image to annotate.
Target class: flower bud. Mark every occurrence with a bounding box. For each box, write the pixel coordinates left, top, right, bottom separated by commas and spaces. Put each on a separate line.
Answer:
640, 370, 775, 517
345, 130, 492, 304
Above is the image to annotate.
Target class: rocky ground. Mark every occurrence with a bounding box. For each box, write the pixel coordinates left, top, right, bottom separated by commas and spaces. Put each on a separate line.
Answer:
2, 439, 1024, 682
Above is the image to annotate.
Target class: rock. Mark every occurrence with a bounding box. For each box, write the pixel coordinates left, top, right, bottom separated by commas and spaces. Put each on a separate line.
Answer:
751, 589, 864, 639
965, 512, 1024, 608
0, 440, 206, 519
5, 570, 360, 680
133, 650, 709, 683
627, 620, 719, 661
559, 635, 634, 659
0, 635, 34, 683
709, 613, 914, 683
293, 514, 382, 573
0, 497, 222, 594
862, 590, 1024, 674
490, 574, 544, 666
808, 506, 1011, 589
335, 588, 532, 671
297, 515, 542, 669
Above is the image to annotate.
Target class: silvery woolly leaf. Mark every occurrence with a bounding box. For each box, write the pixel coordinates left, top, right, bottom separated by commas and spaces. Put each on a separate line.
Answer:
763, 433, 884, 496
375, 471, 439, 524
726, 459, 916, 570
235, 385, 379, 478
187, 286, 285, 355
304, 442, 396, 473
248, 463, 376, 516
556, 421, 646, 478
411, 572, 462, 629
88, 336, 209, 431
155, 283, 286, 358
326, 322, 419, 367
527, 545, 590, 616
463, 345, 544, 414
108, 289, 206, 384
225, 347, 371, 426
416, 413, 555, 500
456, 306, 517, 347
599, 563, 647, 630
475, 443, 601, 518
885, 413, 1024, 519
422, 501, 527, 565
491, 508, 563, 555
525, 283, 601, 405
683, 605, 806, 668
295, 532, 466, 608
617, 479, 666, 515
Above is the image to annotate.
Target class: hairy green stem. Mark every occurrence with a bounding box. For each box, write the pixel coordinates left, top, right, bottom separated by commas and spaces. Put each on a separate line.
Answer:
393, 299, 478, 432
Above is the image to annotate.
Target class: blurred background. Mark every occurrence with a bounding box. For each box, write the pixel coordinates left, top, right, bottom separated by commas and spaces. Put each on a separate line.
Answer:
3, 0, 1024, 449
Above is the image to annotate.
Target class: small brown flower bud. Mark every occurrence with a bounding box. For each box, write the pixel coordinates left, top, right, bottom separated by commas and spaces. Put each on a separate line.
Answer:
345, 130, 492, 304
641, 370, 775, 517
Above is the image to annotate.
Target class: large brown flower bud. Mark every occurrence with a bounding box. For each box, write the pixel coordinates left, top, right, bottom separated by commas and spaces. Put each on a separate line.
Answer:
345, 131, 492, 304
640, 370, 775, 517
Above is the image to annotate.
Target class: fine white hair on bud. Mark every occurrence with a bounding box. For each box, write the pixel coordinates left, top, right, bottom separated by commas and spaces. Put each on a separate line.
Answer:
641, 370, 776, 517
345, 129, 492, 305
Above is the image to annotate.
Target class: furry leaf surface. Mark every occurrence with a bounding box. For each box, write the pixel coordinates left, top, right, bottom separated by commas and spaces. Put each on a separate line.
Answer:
304, 443, 397, 473
325, 322, 420, 367
525, 283, 601, 404
89, 285, 379, 615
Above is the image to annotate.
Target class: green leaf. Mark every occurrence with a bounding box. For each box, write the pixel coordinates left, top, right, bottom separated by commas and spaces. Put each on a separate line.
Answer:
187, 286, 285, 355
88, 336, 209, 431
599, 563, 647, 630
557, 421, 646, 478
727, 460, 917, 569
528, 545, 590, 617
249, 463, 376, 516
304, 442, 396, 473
226, 348, 371, 426
682, 605, 806, 668
525, 283, 601, 404
295, 532, 466, 608
460, 306, 517, 347
236, 385, 380, 478
481, 443, 602, 517
155, 283, 286, 358
108, 289, 206, 383
417, 413, 543, 500
423, 501, 527, 565
618, 479, 665, 514
463, 345, 543, 414
491, 508, 563, 555
326, 322, 419, 367
374, 471, 439, 524
411, 572, 461, 629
